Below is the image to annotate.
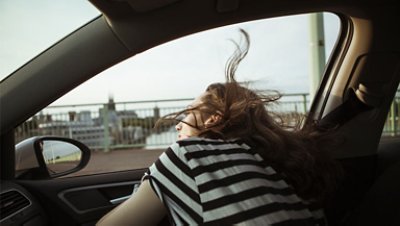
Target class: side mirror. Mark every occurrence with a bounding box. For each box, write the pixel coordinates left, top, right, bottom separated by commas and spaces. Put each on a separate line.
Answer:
15, 136, 90, 179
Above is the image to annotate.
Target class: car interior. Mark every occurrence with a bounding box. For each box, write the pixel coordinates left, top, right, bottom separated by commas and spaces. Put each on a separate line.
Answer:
1, 0, 399, 225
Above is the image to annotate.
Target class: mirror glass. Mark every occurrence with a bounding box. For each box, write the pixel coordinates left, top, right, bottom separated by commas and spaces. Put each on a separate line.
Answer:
41, 140, 82, 175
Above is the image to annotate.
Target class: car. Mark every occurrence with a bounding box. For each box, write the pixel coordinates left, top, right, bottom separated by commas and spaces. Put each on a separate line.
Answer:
1, 0, 400, 225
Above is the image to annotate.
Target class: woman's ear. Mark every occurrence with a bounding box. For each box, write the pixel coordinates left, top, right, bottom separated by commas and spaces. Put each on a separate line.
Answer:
204, 114, 222, 127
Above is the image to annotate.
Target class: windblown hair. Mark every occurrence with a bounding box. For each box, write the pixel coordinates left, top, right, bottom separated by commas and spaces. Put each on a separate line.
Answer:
157, 29, 341, 204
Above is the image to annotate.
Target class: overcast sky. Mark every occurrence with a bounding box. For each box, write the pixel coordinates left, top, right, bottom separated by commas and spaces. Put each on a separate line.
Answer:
0, 0, 340, 106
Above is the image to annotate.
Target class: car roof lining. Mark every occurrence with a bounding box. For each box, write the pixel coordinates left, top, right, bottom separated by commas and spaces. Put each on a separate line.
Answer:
90, 0, 362, 52
114, 0, 183, 13
110, 0, 240, 14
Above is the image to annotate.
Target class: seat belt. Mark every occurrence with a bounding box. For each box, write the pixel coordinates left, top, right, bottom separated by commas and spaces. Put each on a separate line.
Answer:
318, 85, 378, 128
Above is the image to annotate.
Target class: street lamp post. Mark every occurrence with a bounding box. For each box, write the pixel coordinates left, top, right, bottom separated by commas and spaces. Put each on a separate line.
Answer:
309, 13, 326, 102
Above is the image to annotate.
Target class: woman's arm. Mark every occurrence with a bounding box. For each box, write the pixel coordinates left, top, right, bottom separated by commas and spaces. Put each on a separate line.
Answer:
96, 180, 167, 226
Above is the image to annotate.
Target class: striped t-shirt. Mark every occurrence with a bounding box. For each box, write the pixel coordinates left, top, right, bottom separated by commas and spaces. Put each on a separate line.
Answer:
146, 137, 326, 225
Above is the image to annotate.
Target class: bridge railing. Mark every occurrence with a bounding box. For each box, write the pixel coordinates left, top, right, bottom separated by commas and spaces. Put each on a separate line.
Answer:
15, 93, 399, 150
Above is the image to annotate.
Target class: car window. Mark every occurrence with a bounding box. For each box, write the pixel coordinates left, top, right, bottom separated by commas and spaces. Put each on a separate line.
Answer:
16, 12, 341, 176
382, 88, 400, 137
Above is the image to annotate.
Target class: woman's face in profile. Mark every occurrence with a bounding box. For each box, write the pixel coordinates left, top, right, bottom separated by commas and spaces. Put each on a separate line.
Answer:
175, 93, 207, 140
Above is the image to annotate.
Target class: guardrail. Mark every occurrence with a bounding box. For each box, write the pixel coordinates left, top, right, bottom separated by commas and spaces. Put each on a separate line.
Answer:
15, 93, 399, 150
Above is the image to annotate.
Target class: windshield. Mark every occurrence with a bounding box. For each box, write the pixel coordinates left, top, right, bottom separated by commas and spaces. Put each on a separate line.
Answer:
0, 0, 100, 81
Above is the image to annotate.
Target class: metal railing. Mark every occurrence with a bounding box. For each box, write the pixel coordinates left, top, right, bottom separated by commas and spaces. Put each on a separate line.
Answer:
15, 93, 400, 150
382, 95, 400, 136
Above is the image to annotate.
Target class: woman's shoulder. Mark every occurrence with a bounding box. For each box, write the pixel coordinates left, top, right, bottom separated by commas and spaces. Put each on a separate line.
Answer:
170, 137, 250, 153
176, 137, 245, 146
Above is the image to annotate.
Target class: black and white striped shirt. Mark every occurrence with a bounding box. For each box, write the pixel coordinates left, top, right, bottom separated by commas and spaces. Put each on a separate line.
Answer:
146, 137, 326, 225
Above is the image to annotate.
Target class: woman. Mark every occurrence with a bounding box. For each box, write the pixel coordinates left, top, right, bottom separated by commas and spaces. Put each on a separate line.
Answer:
97, 30, 340, 225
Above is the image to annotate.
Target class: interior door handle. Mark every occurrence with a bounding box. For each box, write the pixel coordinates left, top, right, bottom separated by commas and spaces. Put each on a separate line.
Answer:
110, 195, 131, 205
109, 183, 140, 205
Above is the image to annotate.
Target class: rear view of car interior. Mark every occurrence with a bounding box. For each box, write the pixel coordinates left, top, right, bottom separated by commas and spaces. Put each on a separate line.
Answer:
1, 0, 400, 225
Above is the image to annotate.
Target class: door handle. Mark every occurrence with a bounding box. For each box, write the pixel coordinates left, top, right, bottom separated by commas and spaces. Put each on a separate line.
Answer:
109, 183, 140, 205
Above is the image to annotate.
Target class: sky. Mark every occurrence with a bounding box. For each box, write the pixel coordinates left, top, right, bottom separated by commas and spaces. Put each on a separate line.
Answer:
0, 0, 99, 79
0, 0, 340, 106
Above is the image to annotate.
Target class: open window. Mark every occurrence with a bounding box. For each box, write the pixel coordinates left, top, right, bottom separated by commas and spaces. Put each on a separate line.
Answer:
16, 12, 341, 176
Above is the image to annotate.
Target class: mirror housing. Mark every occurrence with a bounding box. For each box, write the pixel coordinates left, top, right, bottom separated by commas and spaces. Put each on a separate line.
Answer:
15, 136, 90, 179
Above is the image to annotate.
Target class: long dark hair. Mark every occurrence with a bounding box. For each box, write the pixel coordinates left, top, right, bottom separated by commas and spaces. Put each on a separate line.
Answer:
157, 29, 341, 204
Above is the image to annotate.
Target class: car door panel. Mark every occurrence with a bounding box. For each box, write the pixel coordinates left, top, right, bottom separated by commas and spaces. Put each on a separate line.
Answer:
16, 169, 146, 225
